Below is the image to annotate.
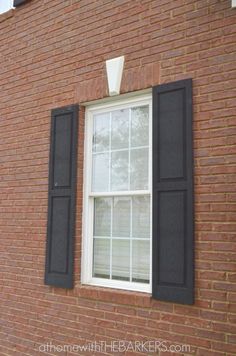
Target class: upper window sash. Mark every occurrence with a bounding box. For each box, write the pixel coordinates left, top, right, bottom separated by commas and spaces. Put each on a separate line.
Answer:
87, 95, 152, 196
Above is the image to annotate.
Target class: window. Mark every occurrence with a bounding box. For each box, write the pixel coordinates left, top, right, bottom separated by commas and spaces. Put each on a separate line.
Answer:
45, 79, 193, 304
0, 0, 13, 14
82, 95, 152, 293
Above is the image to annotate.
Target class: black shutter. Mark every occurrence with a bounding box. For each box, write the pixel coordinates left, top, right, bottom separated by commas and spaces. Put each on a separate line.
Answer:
13, 0, 29, 6
152, 79, 194, 304
45, 105, 78, 289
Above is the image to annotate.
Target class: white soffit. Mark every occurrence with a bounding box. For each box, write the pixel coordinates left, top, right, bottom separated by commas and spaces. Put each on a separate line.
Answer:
232, 0, 236, 8
106, 56, 125, 96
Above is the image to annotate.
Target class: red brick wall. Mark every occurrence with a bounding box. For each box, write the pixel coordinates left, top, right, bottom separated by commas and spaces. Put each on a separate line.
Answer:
0, 0, 236, 355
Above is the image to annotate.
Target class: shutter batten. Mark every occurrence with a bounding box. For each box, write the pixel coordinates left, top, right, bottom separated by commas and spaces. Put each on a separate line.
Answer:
152, 79, 194, 304
45, 105, 78, 289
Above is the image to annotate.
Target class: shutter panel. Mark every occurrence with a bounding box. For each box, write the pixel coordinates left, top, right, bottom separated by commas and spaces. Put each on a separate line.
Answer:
152, 79, 194, 304
45, 105, 78, 289
13, 0, 29, 6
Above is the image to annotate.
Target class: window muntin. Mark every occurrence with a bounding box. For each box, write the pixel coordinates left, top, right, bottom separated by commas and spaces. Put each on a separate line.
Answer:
82, 95, 152, 293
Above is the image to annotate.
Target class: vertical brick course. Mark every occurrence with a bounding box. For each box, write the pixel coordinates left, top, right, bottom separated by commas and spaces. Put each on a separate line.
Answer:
0, 0, 236, 355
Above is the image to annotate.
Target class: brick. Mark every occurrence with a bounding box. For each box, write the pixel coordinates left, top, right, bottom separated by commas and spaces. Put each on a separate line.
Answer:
212, 341, 236, 353
200, 310, 227, 322
227, 335, 236, 344
0, 0, 235, 355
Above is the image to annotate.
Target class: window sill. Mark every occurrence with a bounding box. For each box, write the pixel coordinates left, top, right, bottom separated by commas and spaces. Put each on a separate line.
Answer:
75, 283, 152, 308
0, 9, 14, 23
72, 284, 174, 312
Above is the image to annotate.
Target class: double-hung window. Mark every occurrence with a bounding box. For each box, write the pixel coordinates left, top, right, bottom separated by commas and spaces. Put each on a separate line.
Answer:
82, 95, 152, 293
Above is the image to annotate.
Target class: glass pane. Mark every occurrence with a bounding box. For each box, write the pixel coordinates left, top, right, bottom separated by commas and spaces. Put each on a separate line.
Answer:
94, 198, 111, 237
130, 148, 149, 190
113, 197, 131, 238
132, 196, 150, 238
111, 109, 129, 150
111, 150, 128, 191
93, 113, 110, 152
132, 240, 150, 283
131, 106, 149, 148
92, 153, 109, 192
112, 239, 130, 281
93, 238, 110, 279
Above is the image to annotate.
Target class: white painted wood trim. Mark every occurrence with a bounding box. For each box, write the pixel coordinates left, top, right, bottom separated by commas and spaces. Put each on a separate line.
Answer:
106, 56, 125, 96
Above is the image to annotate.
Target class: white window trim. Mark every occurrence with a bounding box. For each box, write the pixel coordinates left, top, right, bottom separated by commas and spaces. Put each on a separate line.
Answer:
81, 93, 152, 294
